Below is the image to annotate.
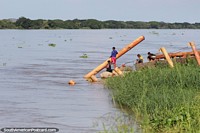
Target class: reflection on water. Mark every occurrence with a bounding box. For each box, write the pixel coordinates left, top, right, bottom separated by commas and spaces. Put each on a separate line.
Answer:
0, 29, 200, 133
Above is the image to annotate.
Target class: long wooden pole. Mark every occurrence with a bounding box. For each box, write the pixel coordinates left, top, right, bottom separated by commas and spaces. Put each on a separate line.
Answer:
84, 36, 145, 78
160, 47, 174, 68
188, 42, 200, 66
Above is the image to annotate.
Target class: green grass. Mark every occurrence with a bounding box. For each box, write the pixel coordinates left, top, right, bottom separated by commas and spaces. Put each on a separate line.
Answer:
98, 113, 136, 133
105, 61, 200, 133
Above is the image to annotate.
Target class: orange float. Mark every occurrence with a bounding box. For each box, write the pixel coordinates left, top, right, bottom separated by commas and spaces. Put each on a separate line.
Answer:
68, 80, 76, 85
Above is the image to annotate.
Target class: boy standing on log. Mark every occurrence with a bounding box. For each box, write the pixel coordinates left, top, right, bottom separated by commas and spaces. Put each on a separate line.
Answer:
110, 47, 118, 68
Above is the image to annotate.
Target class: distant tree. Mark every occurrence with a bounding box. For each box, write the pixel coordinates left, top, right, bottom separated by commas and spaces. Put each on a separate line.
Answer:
0, 20, 16, 29
15, 17, 32, 29
50, 19, 65, 28
103, 20, 122, 29
0, 17, 196, 29
81, 19, 102, 29
72, 19, 81, 29
47, 20, 57, 29
149, 21, 159, 29
194, 23, 200, 29
31, 19, 44, 29
182, 22, 193, 28
126, 21, 149, 29
63, 20, 74, 29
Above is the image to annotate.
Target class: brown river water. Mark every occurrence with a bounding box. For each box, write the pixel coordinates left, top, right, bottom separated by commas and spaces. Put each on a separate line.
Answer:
0, 29, 200, 133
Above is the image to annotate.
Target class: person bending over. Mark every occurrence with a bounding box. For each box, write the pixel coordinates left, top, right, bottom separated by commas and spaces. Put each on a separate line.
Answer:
136, 54, 143, 64
147, 52, 156, 61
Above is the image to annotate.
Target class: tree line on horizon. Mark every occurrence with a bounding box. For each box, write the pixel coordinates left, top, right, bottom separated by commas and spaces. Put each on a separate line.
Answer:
1, 17, 200, 29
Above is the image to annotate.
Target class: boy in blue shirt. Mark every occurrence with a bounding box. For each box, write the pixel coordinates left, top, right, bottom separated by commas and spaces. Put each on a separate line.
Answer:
110, 47, 118, 68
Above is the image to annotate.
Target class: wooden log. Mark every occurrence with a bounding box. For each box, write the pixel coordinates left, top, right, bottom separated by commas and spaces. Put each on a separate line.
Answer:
90, 75, 98, 82
114, 67, 123, 75
100, 72, 113, 78
112, 70, 119, 76
84, 36, 145, 78
155, 51, 200, 59
160, 47, 174, 68
188, 42, 200, 65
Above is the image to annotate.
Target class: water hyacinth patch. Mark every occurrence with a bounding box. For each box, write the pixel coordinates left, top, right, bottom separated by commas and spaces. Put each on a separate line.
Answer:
48, 43, 56, 47
80, 53, 88, 58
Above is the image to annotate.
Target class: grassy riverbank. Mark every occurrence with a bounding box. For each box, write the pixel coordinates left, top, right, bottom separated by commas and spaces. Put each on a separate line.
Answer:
105, 61, 200, 133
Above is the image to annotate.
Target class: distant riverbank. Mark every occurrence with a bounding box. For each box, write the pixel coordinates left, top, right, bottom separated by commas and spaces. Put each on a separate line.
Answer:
1, 17, 200, 29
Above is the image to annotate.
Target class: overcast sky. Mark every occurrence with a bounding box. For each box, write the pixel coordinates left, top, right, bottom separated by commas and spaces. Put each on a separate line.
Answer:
1, 0, 199, 23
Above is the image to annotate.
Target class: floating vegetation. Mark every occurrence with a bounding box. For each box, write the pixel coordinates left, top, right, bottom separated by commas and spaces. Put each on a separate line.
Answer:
48, 43, 56, 47
150, 31, 159, 35
80, 53, 88, 58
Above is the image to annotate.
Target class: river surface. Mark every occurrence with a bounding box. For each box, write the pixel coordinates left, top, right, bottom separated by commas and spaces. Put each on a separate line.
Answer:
0, 29, 200, 133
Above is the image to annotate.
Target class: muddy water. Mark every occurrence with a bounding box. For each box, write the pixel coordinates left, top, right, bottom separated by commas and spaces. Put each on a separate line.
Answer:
0, 29, 200, 133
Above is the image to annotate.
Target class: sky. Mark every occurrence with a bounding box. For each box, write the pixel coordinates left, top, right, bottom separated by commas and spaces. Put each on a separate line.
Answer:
1, 0, 200, 23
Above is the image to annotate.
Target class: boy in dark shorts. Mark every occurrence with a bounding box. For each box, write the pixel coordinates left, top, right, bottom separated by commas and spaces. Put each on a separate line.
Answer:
106, 60, 112, 72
